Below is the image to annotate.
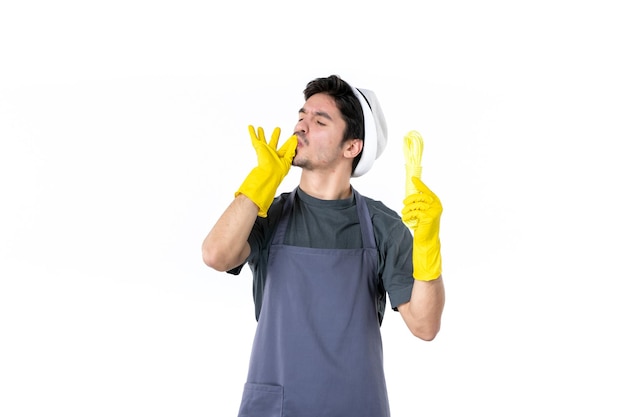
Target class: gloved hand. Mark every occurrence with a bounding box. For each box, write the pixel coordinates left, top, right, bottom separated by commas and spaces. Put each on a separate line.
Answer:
401, 177, 443, 281
235, 125, 297, 217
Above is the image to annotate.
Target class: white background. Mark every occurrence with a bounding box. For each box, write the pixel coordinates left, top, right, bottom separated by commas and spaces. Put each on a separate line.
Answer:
1, 1, 625, 416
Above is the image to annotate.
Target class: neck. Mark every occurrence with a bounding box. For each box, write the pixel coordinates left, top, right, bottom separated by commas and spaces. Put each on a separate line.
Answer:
298, 170, 353, 200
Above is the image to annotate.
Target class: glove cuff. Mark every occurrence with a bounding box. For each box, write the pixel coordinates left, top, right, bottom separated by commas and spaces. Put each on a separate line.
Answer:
235, 167, 282, 217
412, 238, 442, 281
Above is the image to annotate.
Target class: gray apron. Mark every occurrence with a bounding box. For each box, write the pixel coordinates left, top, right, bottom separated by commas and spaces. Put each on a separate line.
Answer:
238, 189, 390, 417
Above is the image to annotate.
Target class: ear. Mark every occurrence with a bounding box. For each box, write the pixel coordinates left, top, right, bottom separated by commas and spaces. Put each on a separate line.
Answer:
343, 139, 363, 159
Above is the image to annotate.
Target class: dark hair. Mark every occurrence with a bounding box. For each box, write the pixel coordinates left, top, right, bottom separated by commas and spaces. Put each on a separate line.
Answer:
303, 75, 365, 172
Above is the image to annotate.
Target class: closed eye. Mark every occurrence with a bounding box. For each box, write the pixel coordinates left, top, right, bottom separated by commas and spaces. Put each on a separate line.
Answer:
299, 108, 333, 125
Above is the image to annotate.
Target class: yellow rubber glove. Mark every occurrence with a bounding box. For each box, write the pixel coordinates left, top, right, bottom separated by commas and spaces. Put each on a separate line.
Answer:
235, 125, 297, 217
402, 129, 442, 281
402, 177, 443, 281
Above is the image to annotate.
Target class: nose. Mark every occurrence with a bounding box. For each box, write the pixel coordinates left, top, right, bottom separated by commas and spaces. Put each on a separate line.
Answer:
294, 117, 308, 136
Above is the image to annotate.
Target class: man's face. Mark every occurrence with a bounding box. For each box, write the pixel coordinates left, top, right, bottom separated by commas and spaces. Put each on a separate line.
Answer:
292, 93, 348, 172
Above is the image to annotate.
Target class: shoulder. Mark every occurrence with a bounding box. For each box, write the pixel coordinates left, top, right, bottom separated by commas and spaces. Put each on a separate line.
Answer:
361, 194, 403, 224
359, 194, 411, 243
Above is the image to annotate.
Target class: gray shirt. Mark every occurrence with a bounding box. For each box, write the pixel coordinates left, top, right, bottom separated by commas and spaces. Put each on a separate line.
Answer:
229, 187, 414, 324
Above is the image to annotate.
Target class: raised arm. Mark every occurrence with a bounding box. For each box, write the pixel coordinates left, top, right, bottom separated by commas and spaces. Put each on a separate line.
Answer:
201, 125, 297, 272
397, 277, 445, 341
202, 194, 258, 272
398, 177, 446, 340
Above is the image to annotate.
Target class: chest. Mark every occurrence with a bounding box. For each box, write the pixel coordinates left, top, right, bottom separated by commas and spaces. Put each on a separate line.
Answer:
284, 203, 363, 249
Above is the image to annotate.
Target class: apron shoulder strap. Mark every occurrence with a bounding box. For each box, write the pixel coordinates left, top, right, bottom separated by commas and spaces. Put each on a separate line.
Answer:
271, 188, 297, 245
352, 189, 376, 250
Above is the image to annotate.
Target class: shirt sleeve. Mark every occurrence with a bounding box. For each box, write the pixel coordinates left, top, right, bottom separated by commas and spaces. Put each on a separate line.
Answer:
371, 205, 415, 310
226, 213, 267, 276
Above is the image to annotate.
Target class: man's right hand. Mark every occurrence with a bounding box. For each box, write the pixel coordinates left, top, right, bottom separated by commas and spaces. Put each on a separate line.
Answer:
401, 177, 443, 282
235, 125, 297, 217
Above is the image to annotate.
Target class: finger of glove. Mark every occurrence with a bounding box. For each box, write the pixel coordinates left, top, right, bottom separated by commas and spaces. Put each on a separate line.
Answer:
247, 125, 260, 140
401, 212, 421, 224
411, 177, 438, 199
277, 134, 298, 159
248, 125, 265, 145
402, 208, 439, 227
403, 192, 434, 206
401, 213, 418, 225
401, 209, 432, 224
401, 201, 432, 216
257, 126, 267, 143
247, 125, 256, 137
409, 177, 442, 213
246, 125, 278, 166
268, 127, 281, 150
403, 198, 442, 221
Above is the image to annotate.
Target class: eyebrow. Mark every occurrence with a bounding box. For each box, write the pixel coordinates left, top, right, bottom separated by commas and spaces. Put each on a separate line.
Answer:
299, 108, 334, 121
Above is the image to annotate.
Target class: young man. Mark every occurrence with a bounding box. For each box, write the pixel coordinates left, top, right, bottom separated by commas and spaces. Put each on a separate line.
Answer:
202, 75, 445, 417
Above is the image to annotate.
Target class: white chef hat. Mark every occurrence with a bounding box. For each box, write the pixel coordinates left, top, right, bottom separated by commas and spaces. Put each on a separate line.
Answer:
350, 85, 388, 177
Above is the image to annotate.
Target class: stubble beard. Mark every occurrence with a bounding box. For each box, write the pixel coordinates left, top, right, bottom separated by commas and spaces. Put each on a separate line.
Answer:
292, 134, 310, 169
291, 153, 311, 170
